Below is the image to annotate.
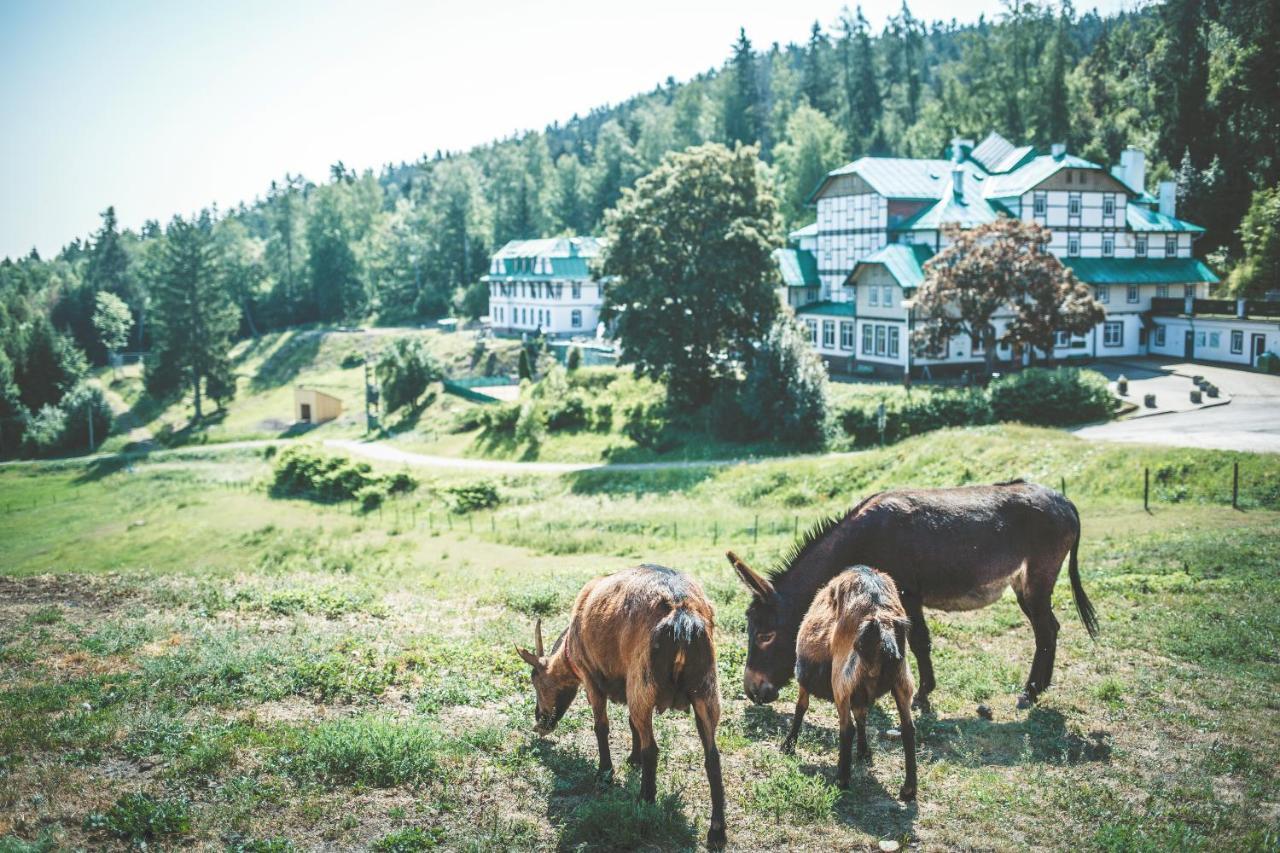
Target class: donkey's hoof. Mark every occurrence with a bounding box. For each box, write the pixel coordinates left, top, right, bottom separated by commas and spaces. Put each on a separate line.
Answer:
1016, 692, 1035, 709
706, 824, 727, 848
899, 784, 917, 802
626, 752, 642, 768
912, 696, 932, 714
780, 738, 796, 755
596, 767, 614, 785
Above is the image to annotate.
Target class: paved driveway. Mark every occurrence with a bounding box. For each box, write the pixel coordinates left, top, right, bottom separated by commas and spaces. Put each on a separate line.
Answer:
1074, 359, 1280, 453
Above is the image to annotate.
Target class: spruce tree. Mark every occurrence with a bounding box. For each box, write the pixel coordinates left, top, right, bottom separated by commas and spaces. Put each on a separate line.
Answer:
842, 8, 882, 155
723, 28, 760, 148
801, 22, 828, 111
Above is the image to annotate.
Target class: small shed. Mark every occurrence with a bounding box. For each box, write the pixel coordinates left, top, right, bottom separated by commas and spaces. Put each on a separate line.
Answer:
294, 387, 343, 424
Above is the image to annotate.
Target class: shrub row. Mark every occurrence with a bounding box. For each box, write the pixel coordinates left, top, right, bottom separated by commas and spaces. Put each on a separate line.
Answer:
270, 445, 416, 509
839, 367, 1116, 448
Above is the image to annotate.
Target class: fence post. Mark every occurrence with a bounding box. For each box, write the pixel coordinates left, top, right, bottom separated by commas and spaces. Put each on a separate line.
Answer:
753, 514, 759, 544
1143, 467, 1150, 512
713, 520, 718, 546
1232, 461, 1239, 509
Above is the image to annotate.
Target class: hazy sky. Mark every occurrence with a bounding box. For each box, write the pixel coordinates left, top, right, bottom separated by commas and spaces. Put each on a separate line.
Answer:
0, 0, 1138, 259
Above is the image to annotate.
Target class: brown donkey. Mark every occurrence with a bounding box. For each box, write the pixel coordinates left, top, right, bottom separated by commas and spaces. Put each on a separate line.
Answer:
786, 566, 916, 799
515, 565, 726, 846
730, 480, 1097, 712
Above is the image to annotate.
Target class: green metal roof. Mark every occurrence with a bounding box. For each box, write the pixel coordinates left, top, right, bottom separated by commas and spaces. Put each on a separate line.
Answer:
774, 248, 820, 287
850, 243, 934, 290
795, 300, 856, 318
1062, 257, 1220, 285
894, 179, 1007, 231
482, 236, 603, 281
813, 157, 957, 202
1125, 204, 1206, 233
788, 222, 818, 242
970, 132, 1036, 174
980, 153, 1107, 198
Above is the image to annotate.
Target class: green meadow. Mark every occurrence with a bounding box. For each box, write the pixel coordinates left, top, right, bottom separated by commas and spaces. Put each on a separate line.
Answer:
1, 426, 1277, 850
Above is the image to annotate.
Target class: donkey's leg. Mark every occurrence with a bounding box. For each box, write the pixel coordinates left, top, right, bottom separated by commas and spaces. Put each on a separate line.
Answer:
1014, 578, 1061, 709
629, 704, 659, 802
835, 698, 854, 789
892, 681, 918, 801
781, 686, 809, 754
902, 593, 936, 712
693, 695, 727, 847
627, 719, 642, 767
583, 681, 613, 779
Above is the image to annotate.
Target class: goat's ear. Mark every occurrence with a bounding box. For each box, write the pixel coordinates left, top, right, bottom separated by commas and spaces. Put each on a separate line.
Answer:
515, 646, 544, 671
727, 551, 777, 602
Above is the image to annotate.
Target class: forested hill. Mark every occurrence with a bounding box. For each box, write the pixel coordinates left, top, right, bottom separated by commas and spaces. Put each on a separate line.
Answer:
1, 1, 1276, 421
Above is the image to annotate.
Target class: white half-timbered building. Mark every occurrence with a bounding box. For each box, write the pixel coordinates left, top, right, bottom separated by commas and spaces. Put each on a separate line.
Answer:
782, 132, 1277, 376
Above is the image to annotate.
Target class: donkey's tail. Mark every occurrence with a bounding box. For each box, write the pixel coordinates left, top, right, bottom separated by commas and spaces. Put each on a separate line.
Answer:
652, 608, 713, 691
1067, 510, 1099, 639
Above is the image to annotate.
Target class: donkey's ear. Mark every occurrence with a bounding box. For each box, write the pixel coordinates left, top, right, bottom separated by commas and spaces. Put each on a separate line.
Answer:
515, 646, 545, 670
726, 551, 777, 602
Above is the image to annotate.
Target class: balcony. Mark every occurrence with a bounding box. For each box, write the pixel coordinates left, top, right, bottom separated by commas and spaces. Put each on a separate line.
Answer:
1149, 297, 1280, 318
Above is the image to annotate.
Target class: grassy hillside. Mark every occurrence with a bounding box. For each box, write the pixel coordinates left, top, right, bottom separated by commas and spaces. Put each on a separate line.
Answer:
1, 428, 1277, 849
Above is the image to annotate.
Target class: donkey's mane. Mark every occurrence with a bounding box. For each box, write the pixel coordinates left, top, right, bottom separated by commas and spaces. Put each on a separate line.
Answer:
767, 491, 884, 584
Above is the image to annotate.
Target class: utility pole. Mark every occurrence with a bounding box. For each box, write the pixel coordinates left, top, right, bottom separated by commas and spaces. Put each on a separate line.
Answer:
364, 357, 379, 434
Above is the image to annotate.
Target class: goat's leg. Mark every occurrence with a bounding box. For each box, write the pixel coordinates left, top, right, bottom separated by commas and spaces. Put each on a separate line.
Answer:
630, 705, 658, 802
781, 686, 809, 754
854, 704, 871, 762
902, 592, 936, 712
836, 698, 854, 789
627, 718, 642, 767
893, 681, 918, 801
693, 696, 727, 847
583, 681, 613, 781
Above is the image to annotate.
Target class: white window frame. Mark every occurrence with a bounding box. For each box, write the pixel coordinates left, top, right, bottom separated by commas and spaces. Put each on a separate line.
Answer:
1154, 326, 1166, 347
1103, 321, 1124, 347
1103, 236, 1115, 257
1097, 285, 1110, 304
862, 324, 873, 354
1166, 236, 1177, 257
1068, 236, 1081, 257
1033, 192, 1046, 216
822, 320, 835, 349
1055, 331, 1070, 348
1231, 330, 1243, 354
869, 286, 879, 307
1127, 285, 1139, 303
571, 282, 581, 299
571, 309, 582, 328
1209, 331, 1221, 349
882, 286, 893, 307
888, 326, 900, 358
1157, 284, 1169, 298
805, 318, 818, 345
840, 321, 854, 351
1136, 236, 1147, 257
875, 325, 887, 356
1103, 196, 1115, 217
1068, 194, 1081, 216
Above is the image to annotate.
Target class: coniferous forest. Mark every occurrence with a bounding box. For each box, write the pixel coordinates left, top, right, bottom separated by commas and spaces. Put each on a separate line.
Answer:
0, 0, 1277, 454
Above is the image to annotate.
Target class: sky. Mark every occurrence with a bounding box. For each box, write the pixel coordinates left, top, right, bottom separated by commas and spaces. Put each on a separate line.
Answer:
0, 0, 1138, 260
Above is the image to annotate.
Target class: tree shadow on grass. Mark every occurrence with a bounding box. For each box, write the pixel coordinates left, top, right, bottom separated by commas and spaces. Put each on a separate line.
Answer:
249, 330, 324, 392
74, 453, 141, 483
528, 738, 697, 852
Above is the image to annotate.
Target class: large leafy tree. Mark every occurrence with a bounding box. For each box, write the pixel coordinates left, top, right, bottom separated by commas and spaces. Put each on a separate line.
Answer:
148, 211, 238, 418
92, 291, 134, 377
915, 220, 1102, 374
376, 337, 444, 415
1226, 184, 1280, 297
601, 143, 780, 409
774, 105, 847, 225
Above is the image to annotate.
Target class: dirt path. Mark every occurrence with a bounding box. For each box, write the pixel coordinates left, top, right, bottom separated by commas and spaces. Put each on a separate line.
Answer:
97, 381, 155, 447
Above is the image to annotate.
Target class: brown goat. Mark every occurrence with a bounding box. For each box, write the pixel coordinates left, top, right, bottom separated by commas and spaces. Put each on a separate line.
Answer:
515, 565, 726, 846
785, 564, 917, 799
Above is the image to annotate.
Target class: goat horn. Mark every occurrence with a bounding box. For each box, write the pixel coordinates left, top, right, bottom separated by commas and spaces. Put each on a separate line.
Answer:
534, 618, 544, 657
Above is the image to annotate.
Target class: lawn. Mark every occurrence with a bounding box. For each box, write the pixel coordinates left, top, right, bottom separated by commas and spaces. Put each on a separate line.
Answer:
0, 427, 1277, 850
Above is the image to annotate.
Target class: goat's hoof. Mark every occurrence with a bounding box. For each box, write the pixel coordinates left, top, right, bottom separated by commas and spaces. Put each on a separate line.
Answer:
912, 696, 932, 714
836, 776, 850, 790
899, 784, 917, 802
780, 739, 796, 755
626, 752, 642, 768
596, 767, 614, 785
706, 824, 727, 848
1016, 692, 1035, 710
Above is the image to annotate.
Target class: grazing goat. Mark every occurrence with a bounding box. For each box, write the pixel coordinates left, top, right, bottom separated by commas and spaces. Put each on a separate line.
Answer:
784, 564, 917, 800
515, 565, 726, 846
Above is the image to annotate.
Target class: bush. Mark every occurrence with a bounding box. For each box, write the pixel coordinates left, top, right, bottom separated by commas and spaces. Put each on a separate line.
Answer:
840, 387, 993, 447
726, 315, 832, 447
21, 405, 67, 457
377, 338, 443, 415
340, 352, 364, 369
445, 481, 500, 513
565, 345, 582, 371
58, 382, 114, 451
623, 401, 676, 451
479, 402, 520, 437
83, 793, 192, 846
270, 445, 417, 508
566, 366, 618, 391
590, 401, 614, 432
545, 395, 588, 432
989, 367, 1115, 426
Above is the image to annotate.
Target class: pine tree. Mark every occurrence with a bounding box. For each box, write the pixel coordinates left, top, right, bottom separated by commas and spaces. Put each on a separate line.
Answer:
86, 206, 133, 303
1039, 8, 1071, 145
723, 28, 760, 148
841, 8, 882, 155
149, 211, 237, 420
801, 22, 829, 111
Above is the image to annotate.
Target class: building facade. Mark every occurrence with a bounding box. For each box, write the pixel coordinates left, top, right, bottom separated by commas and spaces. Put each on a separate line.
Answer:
484, 236, 606, 339
786, 132, 1262, 375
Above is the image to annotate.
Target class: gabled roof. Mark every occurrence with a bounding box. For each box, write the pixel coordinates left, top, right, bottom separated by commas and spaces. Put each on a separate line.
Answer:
981, 153, 1110, 199
788, 222, 818, 242
1062, 257, 1220, 285
849, 243, 935, 290
774, 248, 820, 288
492, 236, 603, 259
894, 176, 1009, 231
970, 132, 1037, 174
1126, 204, 1206, 233
795, 300, 856, 318
814, 157, 957, 201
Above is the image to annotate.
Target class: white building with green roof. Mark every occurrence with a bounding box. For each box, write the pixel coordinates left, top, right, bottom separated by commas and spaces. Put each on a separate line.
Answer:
483, 237, 605, 339
783, 132, 1278, 375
